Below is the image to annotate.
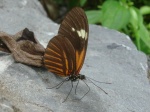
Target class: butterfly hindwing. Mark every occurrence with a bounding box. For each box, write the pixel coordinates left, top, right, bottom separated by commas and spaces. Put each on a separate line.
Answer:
44, 35, 75, 77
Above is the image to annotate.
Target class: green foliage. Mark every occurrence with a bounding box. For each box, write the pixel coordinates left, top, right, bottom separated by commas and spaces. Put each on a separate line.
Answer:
85, 0, 150, 54
54, 0, 87, 8
85, 10, 101, 24
140, 6, 150, 15
100, 0, 131, 30
129, 7, 150, 53
80, 0, 87, 7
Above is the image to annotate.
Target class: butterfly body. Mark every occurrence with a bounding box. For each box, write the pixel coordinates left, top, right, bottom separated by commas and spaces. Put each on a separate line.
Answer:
66, 74, 86, 82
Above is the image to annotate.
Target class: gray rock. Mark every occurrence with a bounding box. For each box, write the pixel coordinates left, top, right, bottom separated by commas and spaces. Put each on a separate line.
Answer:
0, 0, 150, 112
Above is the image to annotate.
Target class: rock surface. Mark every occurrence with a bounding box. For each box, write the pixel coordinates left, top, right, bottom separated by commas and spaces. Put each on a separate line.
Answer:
0, 0, 150, 112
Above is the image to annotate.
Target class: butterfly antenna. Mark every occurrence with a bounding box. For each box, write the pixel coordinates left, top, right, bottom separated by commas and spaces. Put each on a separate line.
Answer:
79, 80, 90, 100
75, 80, 79, 95
88, 79, 108, 94
62, 81, 73, 103
47, 78, 68, 89
86, 76, 111, 84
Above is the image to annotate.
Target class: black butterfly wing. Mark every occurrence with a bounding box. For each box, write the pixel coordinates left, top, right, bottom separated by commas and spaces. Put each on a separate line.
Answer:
58, 7, 89, 75
44, 35, 75, 77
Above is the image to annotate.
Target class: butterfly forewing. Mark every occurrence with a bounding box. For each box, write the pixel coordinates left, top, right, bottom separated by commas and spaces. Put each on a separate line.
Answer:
58, 7, 89, 75
44, 35, 75, 77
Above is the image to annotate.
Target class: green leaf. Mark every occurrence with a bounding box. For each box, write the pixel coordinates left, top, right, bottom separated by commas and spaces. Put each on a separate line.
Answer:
68, 0, 79, 8
129, 7, 143, 31
140, 6, 150, 15
101, 0, 131, 30
85, 10, 101, 24
80, 0, 87, 7
138, 24, 150, 54
129, 7, 150, 54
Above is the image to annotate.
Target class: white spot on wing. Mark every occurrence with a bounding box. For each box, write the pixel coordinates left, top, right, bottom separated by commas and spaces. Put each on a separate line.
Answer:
77, 31, 81, 37
71, 28, 88, 40
76, 29, 87, 40
81, 29, 85, 39
72, 27, 75, 32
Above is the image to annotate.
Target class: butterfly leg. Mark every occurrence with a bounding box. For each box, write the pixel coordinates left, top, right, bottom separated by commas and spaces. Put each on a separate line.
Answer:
79, 80, 90, 100
47, 78, 68, 89
88, 79, 108, 94
75, 80, 79, 95
56, 80, 67, 89
62, 81, 73, 103
86, 76, 111, 84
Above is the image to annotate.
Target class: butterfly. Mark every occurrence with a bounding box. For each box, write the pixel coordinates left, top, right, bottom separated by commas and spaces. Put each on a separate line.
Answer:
43, 7, 108, 102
